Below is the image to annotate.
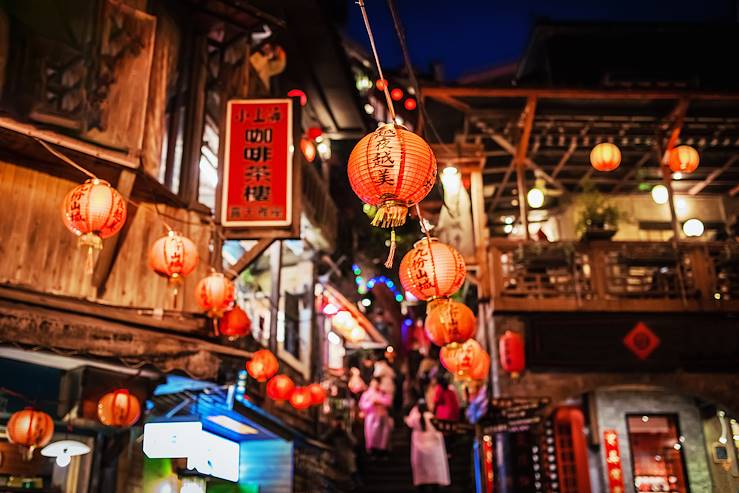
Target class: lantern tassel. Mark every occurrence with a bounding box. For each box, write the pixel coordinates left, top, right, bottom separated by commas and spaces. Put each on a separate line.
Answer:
384, 229, 397, 269
372, 203, 407, 228
85, 246, 95, 275
213, 318, 219, 337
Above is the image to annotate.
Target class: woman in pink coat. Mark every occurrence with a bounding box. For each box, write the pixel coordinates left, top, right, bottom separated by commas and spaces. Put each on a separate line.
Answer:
358, 377, 393, 455
404, 398, 450, 491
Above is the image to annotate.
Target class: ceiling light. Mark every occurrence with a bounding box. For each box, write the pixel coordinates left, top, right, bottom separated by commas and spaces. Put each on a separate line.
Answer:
650, 184, 668, 205
683, 218, 704, 237
527, 188, 545, 209
41, 440, 91, 468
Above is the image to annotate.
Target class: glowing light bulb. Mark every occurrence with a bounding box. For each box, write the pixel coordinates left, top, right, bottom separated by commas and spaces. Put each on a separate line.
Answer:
683, 218, 704, 237
651, 184, 668, 205
527, 188, 545, 208
56, 452, 71, 468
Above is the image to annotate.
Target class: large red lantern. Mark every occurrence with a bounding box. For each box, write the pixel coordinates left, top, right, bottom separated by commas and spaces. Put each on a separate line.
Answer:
266, 375, 295, 402
399, 238, 466, 301
499, 330, 525, 376
424, 299, 476, 347
246, 349, 279, 382
468, 349, 491, 381
97, 389, 141, 427
289, 387, 312, 410
148, 231, 200, 283
7, 408, 54, 456
307, 383, 327, 406
195, 272, 235, 318
440, 339, 487, 380
668, 145, 700, 174
219, 306, 251, 340
590, 143, 621, 172
348, 123, 437, 228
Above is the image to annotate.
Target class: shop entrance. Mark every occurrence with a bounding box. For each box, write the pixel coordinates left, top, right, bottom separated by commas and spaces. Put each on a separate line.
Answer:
626, 414, 689, 493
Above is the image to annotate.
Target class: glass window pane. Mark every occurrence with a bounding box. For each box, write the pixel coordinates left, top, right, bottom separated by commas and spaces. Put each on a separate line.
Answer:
627, 414, 688, 493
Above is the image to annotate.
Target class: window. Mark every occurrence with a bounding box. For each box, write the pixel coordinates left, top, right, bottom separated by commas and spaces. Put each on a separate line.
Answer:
626, 414, 689, 493
228, 240, 274, 347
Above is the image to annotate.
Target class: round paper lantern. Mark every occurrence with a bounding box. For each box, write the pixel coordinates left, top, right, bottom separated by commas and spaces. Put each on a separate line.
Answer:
148, 231, 200, 283
219, 306, 251, 340
195, 272, 235, 318
404, 98, 417, 111
300, 138, 316, 163
390, 88, 403, 101
468, 349, 491, 381
424, 299, 476, 346
7, 408, 54, 454
399, 238, 466, 301
62, 179, 127, 248
669, 145, 699, 174
289, 387, 312, 410
590, 143, 621, 172
440, 339, 487, 380
307, 383, 327, 406
246, 349, 279, 382
499, 330, 525, 376
348, 123, 437, 227
266, 375, 295, 402
97, 389, 141, 427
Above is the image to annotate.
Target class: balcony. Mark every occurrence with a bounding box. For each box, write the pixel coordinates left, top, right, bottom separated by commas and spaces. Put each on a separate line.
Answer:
487, 240, 739, 312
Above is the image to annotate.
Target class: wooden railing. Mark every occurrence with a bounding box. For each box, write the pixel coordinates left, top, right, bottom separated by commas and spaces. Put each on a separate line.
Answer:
487, 240, 739, 312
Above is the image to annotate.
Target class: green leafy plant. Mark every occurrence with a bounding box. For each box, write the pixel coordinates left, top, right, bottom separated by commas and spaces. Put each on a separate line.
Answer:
575, 181, 628, 236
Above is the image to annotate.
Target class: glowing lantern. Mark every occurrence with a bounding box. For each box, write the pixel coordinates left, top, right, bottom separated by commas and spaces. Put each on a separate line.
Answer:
219, 306, 251, 340
287, 89, 307, 107
424, 299, 476, 346
7, 408, 54, 457
375, 79, 387, 91
669, 145, 700, 174
300, 138, 316, 162
404, 98, 417, 111
390, 88, 403, 101
468, 350, 491, 381
440, 339, 487, 380
399, 238, 466, 301
348, 123, 437, 228
148, 231, 200, 284
266, 375, 295, 402
195, 272, 235, 318
97, 389, 141, 427
590, 143, 621, 172
289, 387, 312, 410
499, 330, 525, 376
307, 383, 327, 406
306, 127, 323, 140
246, 349, 279, 382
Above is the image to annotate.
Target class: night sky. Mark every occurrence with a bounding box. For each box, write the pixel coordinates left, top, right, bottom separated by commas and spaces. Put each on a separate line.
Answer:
343, 0, 737, 81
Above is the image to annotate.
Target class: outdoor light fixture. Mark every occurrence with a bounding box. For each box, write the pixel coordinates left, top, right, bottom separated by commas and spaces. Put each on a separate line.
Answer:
41, 440, 91, 468
650, 184, 668, 205
683, 218, 704, 237
440, 166, 461, 194
364, 103, 374, 114
527, 188, 545, 209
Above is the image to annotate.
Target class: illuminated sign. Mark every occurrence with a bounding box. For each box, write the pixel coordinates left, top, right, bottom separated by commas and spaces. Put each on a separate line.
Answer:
187, 430, 240, 482
143, 421, 202, 459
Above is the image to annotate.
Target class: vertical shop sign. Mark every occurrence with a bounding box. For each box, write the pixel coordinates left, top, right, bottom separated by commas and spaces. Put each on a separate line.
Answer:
603, 429, 625, 493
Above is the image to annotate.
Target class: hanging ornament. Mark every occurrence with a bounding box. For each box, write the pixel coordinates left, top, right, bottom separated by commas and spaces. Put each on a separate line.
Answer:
399, 238, 466, 301
668, 145, 700, 174
266, 375, 295, 402
590, 143, 621, 171
97, 389, 141, 427
440, 339, 488, 381
468, 349, 491, 381
62, 178, 127, 272
424, 299, 476, 347
7, 408, 54, 459
219, 306, 252, 340
307, 383, 327, 406
499, 330, 526, 377
300, 138, 316, 163
246, 349, 279, 382
289, 387, 312, 410
195, 272, 235, 318
348, 367, 367, 394
148, 230, 200, 288
348, 123, 437, 229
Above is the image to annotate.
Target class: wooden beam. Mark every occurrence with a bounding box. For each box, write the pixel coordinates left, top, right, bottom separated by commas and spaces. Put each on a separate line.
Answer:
730, 183, 739, 197
611, 151, 652, 193
225, 238, 274, 279
491, 134, 565, 191
514, 97, 537, 240
432, 94, 471, 113
488, 158, 516, 213
661, 98, 690, 164
423, 87, 739, 101
688, 155, 739, 195
551, 137, 577, 179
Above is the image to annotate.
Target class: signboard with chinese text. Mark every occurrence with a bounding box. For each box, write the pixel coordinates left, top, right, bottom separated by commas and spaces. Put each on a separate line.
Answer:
221, 99, 294, 229
603, 429, 626, 493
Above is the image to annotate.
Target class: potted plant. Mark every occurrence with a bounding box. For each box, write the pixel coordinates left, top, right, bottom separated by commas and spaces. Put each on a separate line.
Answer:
575, 182, 627, 241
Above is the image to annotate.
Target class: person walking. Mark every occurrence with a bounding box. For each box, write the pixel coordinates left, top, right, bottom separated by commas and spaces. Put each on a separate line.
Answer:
432, 372, 460, 422
404, 398, 451, 492
358, 377, 393, 457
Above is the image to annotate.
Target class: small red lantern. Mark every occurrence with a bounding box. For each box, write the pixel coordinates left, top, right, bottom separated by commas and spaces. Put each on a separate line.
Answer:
306, 127, 323, 140
390, 88, 403, 101
219, 306, 251, 340
499, 330, 525, 376
7, 408, 54, 456
97, 389, 141, 427
307, 383, 327, 406
440, 339, 487, 380
669, 145, 700, 174
195, 272, 235, 318
424, 299, 476, 347
148, 231, 200, 284
590, 143, 621, 172
289, 387, 312, 410
246, 349, 279, 382
266, 375, 295, 402
404, 98, 417, 111
375, 79, 387, 91
287, 89, 307, 107
300, 138, 316, 163
399, 238, 466, 301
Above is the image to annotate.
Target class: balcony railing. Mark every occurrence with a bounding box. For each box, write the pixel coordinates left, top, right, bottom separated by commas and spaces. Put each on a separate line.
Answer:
487, 240, 739, 312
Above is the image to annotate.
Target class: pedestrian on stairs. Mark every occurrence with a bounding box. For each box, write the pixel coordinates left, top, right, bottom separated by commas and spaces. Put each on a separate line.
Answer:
359, 377, 394, 457
404, 398, 451, 492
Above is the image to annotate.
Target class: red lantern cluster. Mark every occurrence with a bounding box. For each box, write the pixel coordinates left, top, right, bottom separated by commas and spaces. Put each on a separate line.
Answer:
219, 306, 251, 340
424, 299, 476, 347
246, 349, 279, 382
7, 408, 54, 454
668, 145, 700, 174
148, 230, 200, 283
499, 330, 525, 376
590, 143, 621, 172
195, 272, 235, 318
399, 238, 466, 301
289, 387, 312, 410
307, 383, 327, 406
97, 389, 141, 427
266, 375, 295, 402
440, 339, 489, 381
62, 178, 127, 250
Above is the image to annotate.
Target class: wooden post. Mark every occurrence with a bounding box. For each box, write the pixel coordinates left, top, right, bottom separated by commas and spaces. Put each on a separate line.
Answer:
514, 97, 537, 240
268, 240, 283, 354
470, 169, 491, 299
179, 35, 208, 206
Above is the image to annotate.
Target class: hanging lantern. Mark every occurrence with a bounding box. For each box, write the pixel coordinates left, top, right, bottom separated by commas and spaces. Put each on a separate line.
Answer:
289, 387, 312, 410
97, 389, 141, 427
404, 98, 417, 111
219, 306, 251, 340
440, 339, 487, 380
348, 123, 437, 228
266, 375, 295, 402
307, 383, 327, 406
424, 299, 476, 347
399, 238, 466, 301
669, 145, 700, 174
390, 88, 403, 101
195, 272, 235, 318
590, 143, 621, 172
7, 408, 54, 458
246, 349, 279, 382
300, 138, 316, 163
148, 230, 200, 284
499, 330, 526, 376
468, 349, 491, 381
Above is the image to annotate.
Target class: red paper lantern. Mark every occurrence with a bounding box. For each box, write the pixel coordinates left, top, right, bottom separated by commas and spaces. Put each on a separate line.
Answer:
7, 408, 54, 454
390, 88, 403, 101
424, 299, 476, 346
220, 306, 251, 340
440, 339, 488, 380
307, 383, 327, 406
499, 330, 525, 375
399, 238, 466, 301
195, 272, 235, 318
468, 349, 491, 381
375, 79, 387, 91
590, 143, 621, 172
246, 349, 279, 382
289, 387, 312, 410
287, 89, 307, 107
306, 127, 323, 140
669, 145, 700, 174
266, 375, 295, 402
97, 389, 141, 427
62, 179, 127, 247
404, 98, 417, 111
300, 138, 316, 163
348, 124, 437, 227
148, 231, 200, 283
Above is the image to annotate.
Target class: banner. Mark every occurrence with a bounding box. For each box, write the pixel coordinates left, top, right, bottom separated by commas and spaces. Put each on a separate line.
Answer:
603, 429, 625, 493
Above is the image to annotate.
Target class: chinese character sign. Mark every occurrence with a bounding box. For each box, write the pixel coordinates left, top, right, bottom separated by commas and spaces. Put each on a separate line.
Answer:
603, 429, 625, 493
221, 99, 293, 227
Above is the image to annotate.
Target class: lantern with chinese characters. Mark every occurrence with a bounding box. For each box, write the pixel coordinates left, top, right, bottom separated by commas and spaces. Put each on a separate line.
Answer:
307, 383, 327, 406
348, 123, 437, 228
246, 349, 279, 382
468, 349, 491, 381
289, 387, 312, 410
590, 143, 621, 172
266, 375, 295, 402
669, 145, 700, 174
97, 389, 141, 427
499, 330, 525, 376
195, 272, 235, 318
148, 231, 200, 285
219, 306, 251, 340
399, 238, 466, 301
424, 299, 476, 347
7, 408, 54, 458
440, 339, 487, 380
